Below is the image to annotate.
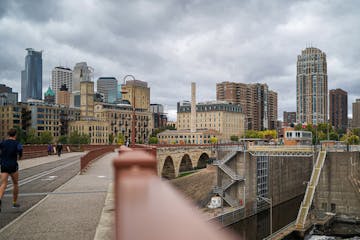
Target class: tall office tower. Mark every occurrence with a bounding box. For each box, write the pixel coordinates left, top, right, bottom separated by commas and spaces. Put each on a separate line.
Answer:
72, 62, 91, 92
283, 111, 297, 127
329, 88, 348, 130
97, 77, 118, 103
21, 48, 42, 102
216, 81, 277, 130
296, 47, 328, 125
268, 90, 278, 130
352, 99, 360, 129
121, 79, 150, 111
0, 84, 18, 106
51, 66, 73, 103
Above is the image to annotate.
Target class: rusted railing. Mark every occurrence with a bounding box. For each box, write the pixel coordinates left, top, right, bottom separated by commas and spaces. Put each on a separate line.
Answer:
113, 146, 238, 240
80, 145, 117, 173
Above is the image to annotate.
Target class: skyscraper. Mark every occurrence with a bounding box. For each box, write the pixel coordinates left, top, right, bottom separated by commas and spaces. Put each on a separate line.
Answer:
21, 48, 42, 102
51, 66, 73, 103
216, 81, 278, 131
72, 62, 91, 92
352, 99, 360, 129
296, 47, 328, 125
329, 88, 348, 130
97, 77, 118, 103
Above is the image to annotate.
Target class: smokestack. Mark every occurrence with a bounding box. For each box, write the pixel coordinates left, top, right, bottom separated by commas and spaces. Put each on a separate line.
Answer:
191, 82, 196, 133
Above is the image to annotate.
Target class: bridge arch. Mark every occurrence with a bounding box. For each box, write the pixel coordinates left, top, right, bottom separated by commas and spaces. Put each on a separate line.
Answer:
178, 154, 193, 174
161, 156, 175, 179
196, 152, 209, 169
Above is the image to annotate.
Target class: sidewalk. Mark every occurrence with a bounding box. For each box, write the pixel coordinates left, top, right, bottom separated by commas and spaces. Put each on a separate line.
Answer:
0, 151, 116, 240
19, 151, 86, 170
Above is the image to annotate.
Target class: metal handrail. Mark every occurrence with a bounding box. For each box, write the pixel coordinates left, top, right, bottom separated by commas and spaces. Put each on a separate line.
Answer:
295, 150, 326, 229
219, 164, 244, 181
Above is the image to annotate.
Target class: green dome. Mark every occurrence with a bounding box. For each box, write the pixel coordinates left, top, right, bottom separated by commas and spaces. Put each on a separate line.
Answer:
45, 86, 55, 97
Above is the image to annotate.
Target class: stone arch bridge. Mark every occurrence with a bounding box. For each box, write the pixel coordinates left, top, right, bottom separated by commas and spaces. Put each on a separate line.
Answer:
155, 145, 216, 179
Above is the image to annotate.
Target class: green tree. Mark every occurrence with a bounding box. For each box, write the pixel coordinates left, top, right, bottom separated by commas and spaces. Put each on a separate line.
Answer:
341, 133, 360, 145
69, 131, 81, 145
352, 128, 360, 138
117, 133, 125, 145
149, 137, 158, 144
79, 133, 91, 144
329, 132, 339, 141
230, 135, 239, 141
294, 124, 302, 131
26, 128, 40, 144
58, 135, 68, 144
210, 137, 218, 144
263, 130, 276, 140
14, 126, 26, 144
245, 130, 260, 138
348, 135, 360, 145
40, 131, 53, 144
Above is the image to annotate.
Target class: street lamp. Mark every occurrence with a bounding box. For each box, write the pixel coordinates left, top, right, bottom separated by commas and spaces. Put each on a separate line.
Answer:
257, 196, 272, 235
122, 75, 136, 147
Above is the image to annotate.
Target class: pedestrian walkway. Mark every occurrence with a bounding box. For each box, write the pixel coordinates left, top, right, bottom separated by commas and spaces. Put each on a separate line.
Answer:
0, 151, 116, 240
19, 151, 86, 170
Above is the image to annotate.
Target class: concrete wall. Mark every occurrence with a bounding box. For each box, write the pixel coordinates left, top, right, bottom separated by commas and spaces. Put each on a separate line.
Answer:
314, 152, 360, 217
270, 155, 312, 205
247, 153, 312, 216
217, 150, 313, 217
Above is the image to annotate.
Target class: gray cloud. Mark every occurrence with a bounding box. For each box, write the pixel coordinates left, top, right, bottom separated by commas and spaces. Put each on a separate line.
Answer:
0, 0, 359, 121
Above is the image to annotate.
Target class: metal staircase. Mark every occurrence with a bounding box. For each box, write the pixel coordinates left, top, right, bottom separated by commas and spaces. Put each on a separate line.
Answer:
213, 151, 237, 166
223, 192, 238, 207
218, 164, 243, 181
213, 150, 245, 207
213, 180, 236, 195
295, 150, 327, 229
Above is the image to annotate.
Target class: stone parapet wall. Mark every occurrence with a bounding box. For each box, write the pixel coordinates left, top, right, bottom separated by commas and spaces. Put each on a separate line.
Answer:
314, 152, 360, 217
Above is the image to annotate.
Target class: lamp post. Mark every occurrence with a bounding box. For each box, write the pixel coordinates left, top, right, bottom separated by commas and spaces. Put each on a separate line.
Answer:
257, 196, 272, 235
123, 75, 136, 147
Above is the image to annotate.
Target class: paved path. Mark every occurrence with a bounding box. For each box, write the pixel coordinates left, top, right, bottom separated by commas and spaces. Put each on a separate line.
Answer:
0, 151, 116, 240
19, 152, 86, 170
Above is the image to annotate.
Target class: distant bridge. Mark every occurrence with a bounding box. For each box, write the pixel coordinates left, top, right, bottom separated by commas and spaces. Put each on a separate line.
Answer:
155, 145, 216, 179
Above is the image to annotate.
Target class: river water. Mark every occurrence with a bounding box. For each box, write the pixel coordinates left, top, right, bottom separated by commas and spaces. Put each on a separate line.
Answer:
227, 195, 360, 239
228, 195, 303, 240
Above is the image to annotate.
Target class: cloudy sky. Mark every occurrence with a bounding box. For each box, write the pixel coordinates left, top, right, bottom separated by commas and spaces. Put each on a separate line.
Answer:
0, 0, 359, 120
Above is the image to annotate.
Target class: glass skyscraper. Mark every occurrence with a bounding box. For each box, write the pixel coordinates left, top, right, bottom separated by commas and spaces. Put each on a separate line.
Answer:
21, 48, 43, 102
97, 77, 118, 103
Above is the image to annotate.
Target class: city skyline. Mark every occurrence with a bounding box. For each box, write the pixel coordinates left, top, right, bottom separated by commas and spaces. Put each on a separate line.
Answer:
0, 0, 360, 120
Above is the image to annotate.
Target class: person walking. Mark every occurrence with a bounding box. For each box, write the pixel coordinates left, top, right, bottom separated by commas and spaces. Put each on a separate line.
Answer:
0, 128, 23, 212
47, 143, 52, 155
56, 143, 63, 157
